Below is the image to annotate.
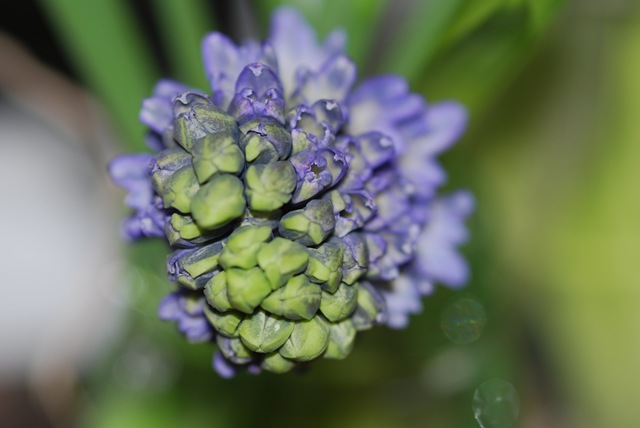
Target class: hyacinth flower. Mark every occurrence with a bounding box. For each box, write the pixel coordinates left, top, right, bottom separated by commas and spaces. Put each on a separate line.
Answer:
108, 7, 473, 377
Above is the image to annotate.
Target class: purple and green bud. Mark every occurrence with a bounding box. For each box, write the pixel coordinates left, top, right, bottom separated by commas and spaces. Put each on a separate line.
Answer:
109, 7, 473, 376
244, 161, 296, 211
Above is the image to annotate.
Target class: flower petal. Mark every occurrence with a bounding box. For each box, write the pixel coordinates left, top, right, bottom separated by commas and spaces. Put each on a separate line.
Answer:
268, 7, 346, 98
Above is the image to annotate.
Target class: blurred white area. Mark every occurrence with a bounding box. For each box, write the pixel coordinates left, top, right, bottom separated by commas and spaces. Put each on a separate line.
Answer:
0, 33, 126, 389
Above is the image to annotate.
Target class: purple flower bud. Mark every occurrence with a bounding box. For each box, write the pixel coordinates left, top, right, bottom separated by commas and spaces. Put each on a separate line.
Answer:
158, 291, 214, 342
289, 147, 347, 203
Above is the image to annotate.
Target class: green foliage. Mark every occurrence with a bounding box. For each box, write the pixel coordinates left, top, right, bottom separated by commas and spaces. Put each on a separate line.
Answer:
38, 0, 158, 150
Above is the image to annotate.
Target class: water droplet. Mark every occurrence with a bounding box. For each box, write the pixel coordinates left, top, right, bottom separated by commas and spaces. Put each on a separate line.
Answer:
441, 297, 486, 344
473, 379, 520, 428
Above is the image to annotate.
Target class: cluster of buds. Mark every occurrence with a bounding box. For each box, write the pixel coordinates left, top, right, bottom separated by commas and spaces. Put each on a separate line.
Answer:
109, 8, 473, 376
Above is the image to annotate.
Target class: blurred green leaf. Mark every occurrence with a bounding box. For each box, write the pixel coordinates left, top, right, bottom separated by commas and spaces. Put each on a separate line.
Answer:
441, 0, 507, 46
256, 0, 388, 67
39, 0, 159, 150
151, 0, 216, 89
379, 0, 465, 82
420, 2, 566, 116
527, 0, 566, 32
541, 15, 640, 426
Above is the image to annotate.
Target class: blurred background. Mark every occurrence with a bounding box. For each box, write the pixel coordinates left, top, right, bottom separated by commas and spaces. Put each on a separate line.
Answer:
1, 0, 638, 427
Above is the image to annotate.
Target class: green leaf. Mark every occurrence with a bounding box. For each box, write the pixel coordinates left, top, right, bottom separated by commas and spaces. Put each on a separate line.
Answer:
379, 0, 466, 82
526, 0, 566, 32
420, 2, 566, 117
151, 0, 215, 89
39, 0, 158, 150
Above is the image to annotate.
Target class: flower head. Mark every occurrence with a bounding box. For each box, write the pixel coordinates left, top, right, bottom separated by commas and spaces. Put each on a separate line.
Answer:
109, 7, 473, 376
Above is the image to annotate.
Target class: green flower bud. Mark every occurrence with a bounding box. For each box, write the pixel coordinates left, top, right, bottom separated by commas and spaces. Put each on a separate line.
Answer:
323, 319, 357, 360
192, 132, 245, 183
240, 119, 292, 162
260, 275, 322, 320
241, 132, 279, 164
174, 102, 238, 152
261, 352, 295, 374
238, 310, 294, 353
257, 238, 309, 289
150, 148, 192, 193
306, 242, 343, 292
218, 225, 272, 270
217, 336, 253, 364
226, 267, 272, 314
291, 129, 314, 155
279, 316, 330, 361
204, 272, 232, 312
178, 241, 224, 280
340, 234, 369, 285
351, 283, 385, 331
167, 214, 205, 245
161, 166, 200, 213
244, 161, 296, 212
278, 199, 335, 246
319, 282, 358, 322
324, 190, 346, 214
203, 304, 243, 337
191, 174, 246, 230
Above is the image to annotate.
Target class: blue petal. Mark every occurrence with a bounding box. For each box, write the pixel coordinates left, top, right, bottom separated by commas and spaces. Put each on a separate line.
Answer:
213, 351, 237, 378
202, 33, 276, 108
140, 79, 190, 133
292, 54, 356, 106
268, 7, 346, 98
414, 191, 474, 288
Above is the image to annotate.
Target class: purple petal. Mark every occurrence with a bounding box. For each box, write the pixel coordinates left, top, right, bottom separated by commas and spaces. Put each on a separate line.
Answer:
121, 207, 166, 240
108, 154, 152, 189
235, 63, 283, 96
229, 63, 285, 124
288, 100, 344, 148
289, 148, 348, 204
178, 316, 213, 343
293, 54, 356, 106
334, 190, 376, 237
347, 75, 426, 151
140, 79, 190, 133
336, 132, 395, 192
268, 7, 346, 98
109, 154, 166, 240
213, 351, 237, 378
380, 275, 423, 329
202, 34, 276, 108
414, 191, 474, 288
399, 102, 467, 196
158, 293, 181, 321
